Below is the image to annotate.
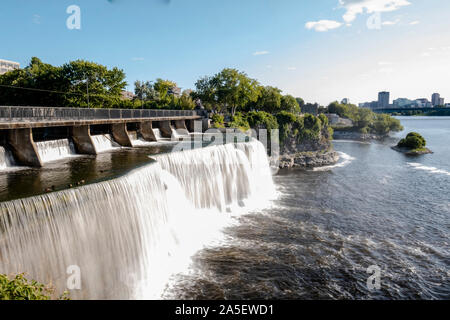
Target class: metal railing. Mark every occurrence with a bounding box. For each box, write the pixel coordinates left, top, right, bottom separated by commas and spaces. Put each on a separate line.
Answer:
0, 106, 199, 122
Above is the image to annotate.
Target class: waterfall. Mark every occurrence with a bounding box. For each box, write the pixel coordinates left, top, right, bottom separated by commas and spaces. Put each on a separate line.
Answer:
154, 140, 275, 212
0, 147, 15, 170
36, 139, 77, 163
91, 134, 121, 153
0, 140, 275, 299
152, 129, 164, 141
171, 128, 189, 139
129, 131, 155, 147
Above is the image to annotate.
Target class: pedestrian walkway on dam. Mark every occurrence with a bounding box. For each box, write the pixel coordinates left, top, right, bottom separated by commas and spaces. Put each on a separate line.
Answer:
0, 106, 209, 167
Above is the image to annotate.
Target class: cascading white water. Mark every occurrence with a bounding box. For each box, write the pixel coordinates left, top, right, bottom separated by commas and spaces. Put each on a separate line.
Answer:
0, 140, 275, 299
154, 140, 275, 212
0, 147, 15, 170
91, 134, 121, 153
152, 129, 164, 141
171, 128, 189, 139
35, 139, 77, 163
129, 131, 155, 147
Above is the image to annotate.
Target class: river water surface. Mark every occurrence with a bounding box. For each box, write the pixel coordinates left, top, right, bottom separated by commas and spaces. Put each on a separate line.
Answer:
166, 117, 449, 299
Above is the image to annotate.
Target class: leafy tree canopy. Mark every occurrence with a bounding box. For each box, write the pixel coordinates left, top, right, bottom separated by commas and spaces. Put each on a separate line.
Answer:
397, 132, 426, 149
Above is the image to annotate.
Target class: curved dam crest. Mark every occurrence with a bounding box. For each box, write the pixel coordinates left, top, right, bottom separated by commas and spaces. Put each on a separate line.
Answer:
0, 140, 275, 299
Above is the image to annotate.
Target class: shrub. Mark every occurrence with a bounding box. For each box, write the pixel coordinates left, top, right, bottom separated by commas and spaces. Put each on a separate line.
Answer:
318, 113, 329, 127
211, 114, 225, 128
276, 111, 300, 142
228, 112, 250, 131
397, 132, 426, 149
0, 273, 68, 300
246, 111, 278, 131
326, 102, 403, 135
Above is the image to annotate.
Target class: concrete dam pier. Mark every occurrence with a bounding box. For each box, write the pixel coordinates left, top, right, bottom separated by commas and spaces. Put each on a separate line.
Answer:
0, 106, 209, 167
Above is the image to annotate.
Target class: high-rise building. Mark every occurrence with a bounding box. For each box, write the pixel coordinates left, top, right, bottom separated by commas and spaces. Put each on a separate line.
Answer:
0, 59, 20, 75
378, 91, 390, 109
431, 93, 441, 106
438, 98, 445, 106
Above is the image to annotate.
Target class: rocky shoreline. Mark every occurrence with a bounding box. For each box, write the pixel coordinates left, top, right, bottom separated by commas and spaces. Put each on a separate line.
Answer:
277, 150, 340, 169
391, 146, 433, 155
333, 130, 386, 141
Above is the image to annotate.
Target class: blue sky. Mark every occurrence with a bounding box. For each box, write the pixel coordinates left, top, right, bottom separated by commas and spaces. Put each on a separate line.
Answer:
1, 0, 450, 105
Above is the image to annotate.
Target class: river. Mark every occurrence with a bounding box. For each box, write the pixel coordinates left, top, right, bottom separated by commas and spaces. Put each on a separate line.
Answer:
0, 117, 448, 299
166, 117, 450, 299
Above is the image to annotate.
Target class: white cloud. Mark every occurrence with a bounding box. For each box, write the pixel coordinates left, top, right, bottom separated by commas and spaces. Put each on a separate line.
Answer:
382, 19, 400, 26
287, 67, 297, 71
305, 20, 343, 32
378, 61, 392, 66
32, 14, 41, 24
339, 0, 411, 23
253, 51, 270, 56
409, 20, 420, 25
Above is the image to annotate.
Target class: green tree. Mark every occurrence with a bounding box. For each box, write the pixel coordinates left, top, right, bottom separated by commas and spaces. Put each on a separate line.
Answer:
134, 80, 158, 108
253, 86, 282, 113
193, 76, 217, 111
211, 68, 260, 116
398, 132, 426, 149
62, 60, 126, 108
178, 90, 196, 110
246, 111, 278, 131
280, 95, 301, 113
211, 114, 225, 128
0, 57, 68, 107
295, 97, 305, 109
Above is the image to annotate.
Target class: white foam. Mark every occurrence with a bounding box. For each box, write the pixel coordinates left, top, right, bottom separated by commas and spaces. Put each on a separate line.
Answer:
313, 152, 355, 172
0, 146, 16, 171
92, 134, 121, 153
36, 139, 78, 163
407, 162, 450, 177
153, 129, 164, 141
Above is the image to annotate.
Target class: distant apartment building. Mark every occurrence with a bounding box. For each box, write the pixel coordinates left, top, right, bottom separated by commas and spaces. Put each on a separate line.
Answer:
393, 98, 414, 108
358, 101, 378, 110
359, 102, 370, 108
378, 91, 390, 109
431, 93, 441, 106
0, 59, 20, 75
438, 97, 445, 106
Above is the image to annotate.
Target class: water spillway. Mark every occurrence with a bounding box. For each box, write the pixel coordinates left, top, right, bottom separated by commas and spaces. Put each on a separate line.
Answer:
152, 129, 164, 141
0, 147, 15, 170
0, 140, 275, 299
129, 131, 154, 147
91, 134, 121, 153
35, 139, 77, 163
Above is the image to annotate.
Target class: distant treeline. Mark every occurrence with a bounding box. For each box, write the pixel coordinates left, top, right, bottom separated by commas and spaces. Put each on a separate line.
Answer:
0, 57, 197, 110
327, 101, 403, 135
390, 109, 450, 116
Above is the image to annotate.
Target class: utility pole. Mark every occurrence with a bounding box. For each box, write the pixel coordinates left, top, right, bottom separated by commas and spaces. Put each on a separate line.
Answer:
86, 75, 90, 109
